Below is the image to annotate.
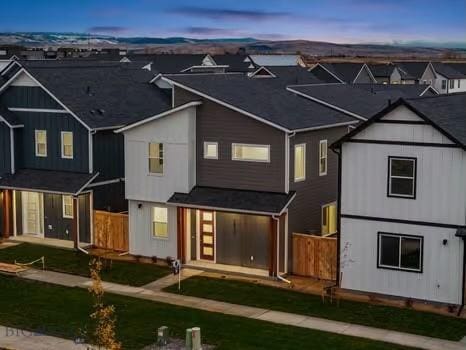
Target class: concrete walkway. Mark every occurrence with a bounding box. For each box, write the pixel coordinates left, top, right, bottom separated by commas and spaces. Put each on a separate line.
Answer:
0, 325, 88, 350
16, 269, 466, 350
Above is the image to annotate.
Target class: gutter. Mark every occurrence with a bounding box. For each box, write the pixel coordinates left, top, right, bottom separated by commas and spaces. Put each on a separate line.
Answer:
458, 236, 466, 316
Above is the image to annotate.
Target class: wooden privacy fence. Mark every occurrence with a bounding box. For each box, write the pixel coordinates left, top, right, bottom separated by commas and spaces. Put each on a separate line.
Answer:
93, 210, 129, 251
292, 233, 337, 280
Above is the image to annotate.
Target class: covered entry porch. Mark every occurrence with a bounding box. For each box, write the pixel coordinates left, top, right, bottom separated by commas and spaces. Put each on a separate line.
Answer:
168, 186, 295, 277
0, 169, 97, 248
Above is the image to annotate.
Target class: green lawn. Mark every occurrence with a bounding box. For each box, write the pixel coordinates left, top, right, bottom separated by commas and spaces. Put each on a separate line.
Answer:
0, 275, 417, 350
0, 243, 169, 286
164, 276, 466, 341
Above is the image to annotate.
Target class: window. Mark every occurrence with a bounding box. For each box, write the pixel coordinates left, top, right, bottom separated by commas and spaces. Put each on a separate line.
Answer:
62, 196, 73, 219
61, 131, 73, 159
441, 80, 447, 90
294, 144, 306, 182
319, 140, 328, 176
203, 142, 218, 159
322, 203, 337, 235
148, 142, 163, 174
388, 157, 416, 198
152, 207, 168, 238
35, 130, 47, 157
378, 233, 422, 272
458, 80, 461, 89
449, 80, 455, 89
232, 143, 270, 162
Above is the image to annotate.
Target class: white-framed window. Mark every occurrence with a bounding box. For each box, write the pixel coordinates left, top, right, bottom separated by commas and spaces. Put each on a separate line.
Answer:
61, 131, 73, 159
388, 157, 416, 198
232, 143, 270, 162
449, 80, 455, 89
152, 207, 168, 238
35, 130, 47, 157
203, 142, 218, 159
294, 143, 306, 182
62, 195, 74, 219
148, 142, 163, 174
441, 80, 447, 89
319, 140, 328, 176
378, 233, 423, 272
458, 80, 461, 89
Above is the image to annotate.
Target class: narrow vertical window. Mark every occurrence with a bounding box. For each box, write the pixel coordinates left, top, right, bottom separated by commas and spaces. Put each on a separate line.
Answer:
152, 207, 168, 238
148, 142, 163, 174
388, 157, 416, 198
319, 140, 328, 176
61, 131, 73, 159
35, 130, 47, 157
294, 144, 306, 182
62, 195, 74, 219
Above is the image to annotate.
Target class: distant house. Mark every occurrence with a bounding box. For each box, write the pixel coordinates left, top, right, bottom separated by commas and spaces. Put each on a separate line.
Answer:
393, 62, 435, 85
247, 54, 305, 67
309, 63, 376, 84
431, 62, 466, 94
367, 64, 403, 84
332, 93, 466, 306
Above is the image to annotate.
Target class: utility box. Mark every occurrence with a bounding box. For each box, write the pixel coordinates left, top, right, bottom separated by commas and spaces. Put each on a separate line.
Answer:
157, 326, 169, 346
185, 327, 202, 350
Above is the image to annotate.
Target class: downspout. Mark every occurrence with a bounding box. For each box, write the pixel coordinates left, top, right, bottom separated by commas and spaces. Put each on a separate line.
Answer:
272, 214, 291, 284
458, 236, 466, 316
331, 145, 342, 288
75, 195, 89, 255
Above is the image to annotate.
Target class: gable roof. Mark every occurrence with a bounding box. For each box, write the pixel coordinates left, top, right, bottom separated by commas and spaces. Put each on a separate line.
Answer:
287, 84, 432, 120
446, 63, 466, 75
2, 61, 171, 129
164, 73, 358, 132
393, 62, 430, 80
332, 93, 466, 149
367, 63, 395, 78
432, 62, 466, 79
0, 103, 23, 128
320, 63, 371, 83
125, 54, 209, 73
249, 55, 301, 66
264, 66, 323, 85
212, 54, 252, 72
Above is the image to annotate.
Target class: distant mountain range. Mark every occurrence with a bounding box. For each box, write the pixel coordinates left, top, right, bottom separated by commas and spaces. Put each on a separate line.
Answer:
1, 32, 465, 58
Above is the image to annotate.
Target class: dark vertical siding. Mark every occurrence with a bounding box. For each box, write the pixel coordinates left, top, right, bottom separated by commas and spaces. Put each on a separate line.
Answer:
13, 111, 89, 172
0, 86, 62, 109
43, 193, 73, 240
92, 181, 127, 213
175, 88, 286, 193
93, 131, 124, 180
0, 191, 4, 236
0, 122, 11, 175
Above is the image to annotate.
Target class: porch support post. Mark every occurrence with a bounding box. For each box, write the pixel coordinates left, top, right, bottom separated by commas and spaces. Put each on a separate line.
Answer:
177, 207, 186, 263
71, 196, 79, 249
2, 189, 12, 239
269, 216, 278, 277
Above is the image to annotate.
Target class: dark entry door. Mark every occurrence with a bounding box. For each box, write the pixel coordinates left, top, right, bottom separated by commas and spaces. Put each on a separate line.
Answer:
200, 210, 215, 260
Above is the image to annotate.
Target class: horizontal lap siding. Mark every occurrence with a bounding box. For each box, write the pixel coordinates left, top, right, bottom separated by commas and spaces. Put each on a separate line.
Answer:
174, 88, 286, 193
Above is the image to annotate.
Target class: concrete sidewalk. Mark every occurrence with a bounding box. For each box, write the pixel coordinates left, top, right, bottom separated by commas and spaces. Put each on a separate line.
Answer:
17, 269, 466, 350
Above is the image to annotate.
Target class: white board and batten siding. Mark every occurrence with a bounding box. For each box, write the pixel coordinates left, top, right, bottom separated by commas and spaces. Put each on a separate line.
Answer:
340, 104, 466, 304
123, 106, 197, 258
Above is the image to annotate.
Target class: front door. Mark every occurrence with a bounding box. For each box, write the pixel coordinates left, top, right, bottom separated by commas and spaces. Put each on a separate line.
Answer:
200, 210, 215, 261
22, 191, 44, 236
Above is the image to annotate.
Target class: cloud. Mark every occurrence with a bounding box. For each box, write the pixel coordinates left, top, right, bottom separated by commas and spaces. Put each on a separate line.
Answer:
167, 7, 291, 21
87, 26, 129, 34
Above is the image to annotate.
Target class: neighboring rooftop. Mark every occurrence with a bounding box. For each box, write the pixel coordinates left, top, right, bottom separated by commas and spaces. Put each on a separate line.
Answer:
319, 63, 368, 83
393, 61, 429, 80
432, 62, 466, 79
367, 63, 396, 78
249, 54, 302, 67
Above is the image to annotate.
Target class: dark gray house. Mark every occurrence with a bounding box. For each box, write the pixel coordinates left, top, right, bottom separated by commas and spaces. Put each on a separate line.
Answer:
117, 73, 359, 277
0, 60, 170, 247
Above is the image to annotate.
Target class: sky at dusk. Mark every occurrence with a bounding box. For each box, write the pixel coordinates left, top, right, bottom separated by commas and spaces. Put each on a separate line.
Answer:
1, 0, 465, 44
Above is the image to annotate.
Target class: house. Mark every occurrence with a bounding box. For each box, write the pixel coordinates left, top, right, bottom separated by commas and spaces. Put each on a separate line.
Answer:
367, 64, 403, 84
116, 73, 359, 276
309, 63, 376, 84
332, 93, 466, 306
0, 60, 170, 247
431, 62, 466, 94
247, 65, 325, 85
247, 54, 305, 67
393, 62, 435, 85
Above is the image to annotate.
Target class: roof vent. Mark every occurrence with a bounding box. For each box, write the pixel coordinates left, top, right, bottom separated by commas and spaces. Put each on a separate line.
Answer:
86, 86, 93, 96
98, 109, 105, 115
388, 99, 392, 106
90, 110, 96, 115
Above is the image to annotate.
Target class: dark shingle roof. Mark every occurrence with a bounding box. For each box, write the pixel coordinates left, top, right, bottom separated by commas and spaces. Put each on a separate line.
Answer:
17, 61, 171, 129
446, 63, 466, 75
432, 62, 466, 79
368, 64, 395, 78
406, 93, 466, 147
212, 54, 252, 72
0, 169, 97, 195
288, 84, 430, 119
264, 66, 323, 85
165, 73, 357, 131
393, 62, 429, 80
127, 54, 208, 73
320, 63, 366, 83
168, 186, 296, 215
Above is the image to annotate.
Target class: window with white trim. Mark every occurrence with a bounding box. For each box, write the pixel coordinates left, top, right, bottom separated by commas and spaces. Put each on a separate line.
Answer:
152, 207, 168, 238
319, 140, 328, 176
232, 143, 270, 162
35, 130, 47, 157
148, 142, 163, 174
388, 157, 416, 198
62, 195, 74, 219
449, 80, 455, 89
294, 144, 306, 182
378, 233, 422, 272
204, 142, 218, 159
441, 80, 447, 89
61, 131, 73, 159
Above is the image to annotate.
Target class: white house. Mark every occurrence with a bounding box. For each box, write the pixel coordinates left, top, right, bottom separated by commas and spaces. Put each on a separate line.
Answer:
332, 93, 466, 306
432, 62, 466, 94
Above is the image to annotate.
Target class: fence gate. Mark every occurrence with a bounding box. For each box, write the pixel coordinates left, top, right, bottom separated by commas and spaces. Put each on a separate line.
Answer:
292, 233, 337, 280
93, 210, 129, 251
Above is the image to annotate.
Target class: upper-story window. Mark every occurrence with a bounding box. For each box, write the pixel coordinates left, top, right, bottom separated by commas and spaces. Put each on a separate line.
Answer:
388, 157, 416, 199
149, 142, 163, 174
378, 232, 422, 272
232, 143, 270, 162
319, 140, 328, 176
204, 142, 218, 159
35, 130, 47, 157
61, 131, 74, 159
294, 144, 306, 182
